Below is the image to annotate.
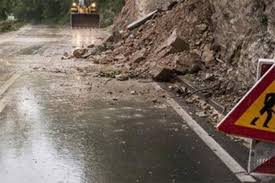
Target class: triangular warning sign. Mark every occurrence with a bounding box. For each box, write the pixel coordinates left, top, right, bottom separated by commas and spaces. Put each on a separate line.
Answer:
253, 156, 275, 174
217, 65, 275, 143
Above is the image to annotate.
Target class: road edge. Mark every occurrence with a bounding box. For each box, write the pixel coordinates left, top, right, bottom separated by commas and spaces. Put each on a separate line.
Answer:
153, 82, 256, 183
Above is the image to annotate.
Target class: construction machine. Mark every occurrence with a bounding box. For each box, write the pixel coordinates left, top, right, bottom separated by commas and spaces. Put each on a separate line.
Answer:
71, 0, 100, 28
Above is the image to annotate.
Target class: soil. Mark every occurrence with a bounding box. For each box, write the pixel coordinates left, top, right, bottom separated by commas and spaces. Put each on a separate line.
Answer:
71, 0, 247, 111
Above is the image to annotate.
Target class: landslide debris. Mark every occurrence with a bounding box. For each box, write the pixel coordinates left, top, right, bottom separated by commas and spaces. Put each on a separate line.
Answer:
70, 0, 275, 110
73, 0, 213, 78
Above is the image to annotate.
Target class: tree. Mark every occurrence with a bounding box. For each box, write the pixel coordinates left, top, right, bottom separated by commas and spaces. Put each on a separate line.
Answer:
12, 0, 72, 23
0, 0, 124, 25
0, 0, 16, 20
99, 0, 125, 27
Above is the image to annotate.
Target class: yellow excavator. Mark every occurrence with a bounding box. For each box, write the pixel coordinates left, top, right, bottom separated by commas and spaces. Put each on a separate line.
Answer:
71, 0, 100, 28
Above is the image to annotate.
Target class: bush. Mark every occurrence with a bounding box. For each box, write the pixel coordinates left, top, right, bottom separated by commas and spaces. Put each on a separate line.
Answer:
0, 20, 23, 33
9, 0, 71, 24
0, 0, 16, 20
99, 0, 125, 27
0, 0, 124, 26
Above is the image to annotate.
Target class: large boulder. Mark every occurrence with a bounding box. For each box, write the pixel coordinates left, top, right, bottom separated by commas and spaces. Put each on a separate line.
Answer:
151, 66, 175, 82
160, 29, 189, 53
73, 49, 88, 58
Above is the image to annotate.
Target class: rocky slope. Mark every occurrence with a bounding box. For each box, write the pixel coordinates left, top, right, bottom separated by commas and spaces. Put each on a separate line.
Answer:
210, 0, 275, 86
73, 0, 275, 110
114, 0, 275, 84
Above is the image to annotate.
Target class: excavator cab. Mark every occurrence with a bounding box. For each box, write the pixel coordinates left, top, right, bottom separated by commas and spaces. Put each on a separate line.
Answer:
71, 0, 100, 28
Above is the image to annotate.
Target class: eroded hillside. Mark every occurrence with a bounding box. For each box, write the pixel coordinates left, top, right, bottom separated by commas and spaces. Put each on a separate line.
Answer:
72, 0, 275, 110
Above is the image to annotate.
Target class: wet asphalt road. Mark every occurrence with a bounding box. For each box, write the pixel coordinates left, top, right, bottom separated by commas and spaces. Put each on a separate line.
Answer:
0, 26, 246, 183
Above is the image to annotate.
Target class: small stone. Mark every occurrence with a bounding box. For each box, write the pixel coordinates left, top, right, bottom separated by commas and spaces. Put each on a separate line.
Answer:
196, 23, 208, 32
114, 129, 125, 133
176, 87, 186, 95
130, 91, 137, 95
202, 104, 211, 111
151, 66, 174, 82
186, 98, 194, 104
196, 111, 207, 118
189, 64, 201, 74
204, 73, 215, 81
114, 54, 126, 61
152, 99, 158, 103
73, 49, 88, 58
63, 52, 69, 57
131, 49, 145, 63
115, 74, 129, 81
202, 45, 215, 65
87, 44, 95, 48
166, 1, 178, 10
174, 53, 202, 75
165, 29, 189, 53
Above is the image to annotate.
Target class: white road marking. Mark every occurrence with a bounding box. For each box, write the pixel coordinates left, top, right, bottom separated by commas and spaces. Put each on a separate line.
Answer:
0, 73, 20, 96
0, 73, 21, 113
0, 95, 8, 113
154, 83, 256, 183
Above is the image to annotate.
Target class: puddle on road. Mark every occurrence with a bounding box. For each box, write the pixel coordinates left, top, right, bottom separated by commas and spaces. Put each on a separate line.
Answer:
71, 29, 109, 48
0, 26, 110, 72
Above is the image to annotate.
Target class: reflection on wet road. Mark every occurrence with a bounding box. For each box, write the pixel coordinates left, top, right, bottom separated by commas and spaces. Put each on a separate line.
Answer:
0, 74, 239, 183
72, 29, 106, 48
0, 25, 110, 73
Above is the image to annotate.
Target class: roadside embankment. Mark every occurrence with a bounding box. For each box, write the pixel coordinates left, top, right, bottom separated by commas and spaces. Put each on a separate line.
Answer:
67, 0, 275, 112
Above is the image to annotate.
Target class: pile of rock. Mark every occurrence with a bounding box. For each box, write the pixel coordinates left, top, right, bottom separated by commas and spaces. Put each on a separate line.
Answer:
71, 0, 214, 82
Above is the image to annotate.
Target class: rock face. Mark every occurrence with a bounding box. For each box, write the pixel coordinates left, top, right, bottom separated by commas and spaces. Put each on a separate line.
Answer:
210, 0, 275, 86
114, 0, 275, 87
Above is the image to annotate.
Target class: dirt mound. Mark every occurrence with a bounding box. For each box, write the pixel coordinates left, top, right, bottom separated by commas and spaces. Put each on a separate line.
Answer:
71, 0, 275, 110
98, 0, 213, 75
72, 0, 225, 104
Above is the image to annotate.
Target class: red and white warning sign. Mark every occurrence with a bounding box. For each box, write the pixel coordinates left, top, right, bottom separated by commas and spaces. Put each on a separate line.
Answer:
217, 63, 275, 142
249, 59, 275, 176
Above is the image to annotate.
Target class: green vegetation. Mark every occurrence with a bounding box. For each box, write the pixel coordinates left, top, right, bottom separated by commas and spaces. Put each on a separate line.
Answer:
0, 20, 23, 33
0, 0, 15, 20
13, 0, 72, 24
99, 0, 125, 27
0, 0, 124, 26
0, 0, 72, 24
